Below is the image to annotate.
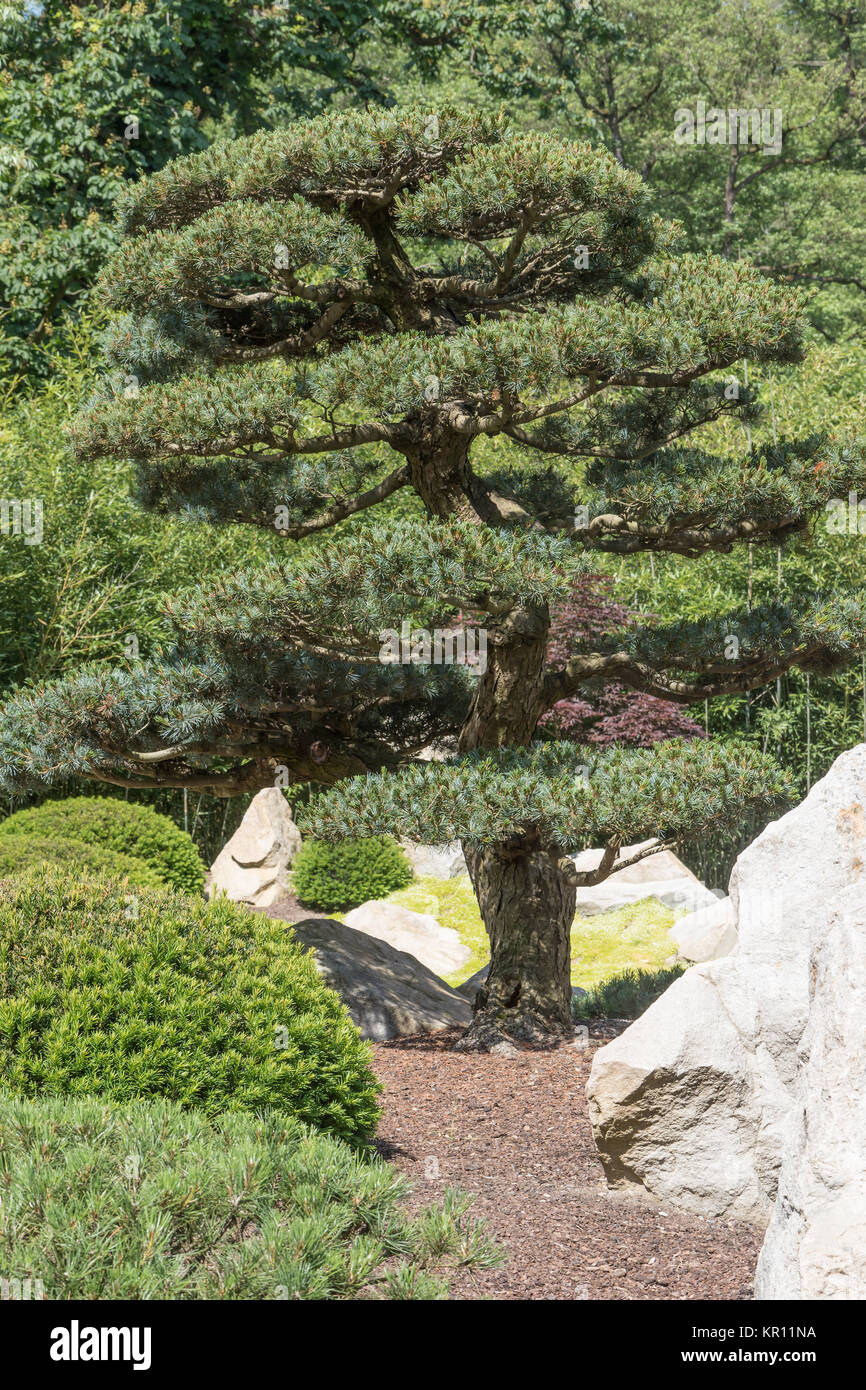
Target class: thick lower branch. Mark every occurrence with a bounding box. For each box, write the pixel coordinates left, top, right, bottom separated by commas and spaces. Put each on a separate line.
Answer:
277, 465, 411, 538
544, 645, 825, 707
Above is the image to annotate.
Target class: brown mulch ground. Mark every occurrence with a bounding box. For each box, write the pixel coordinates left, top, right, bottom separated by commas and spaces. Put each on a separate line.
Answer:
372, 1026, 761, 1301
263, 895, 310, 924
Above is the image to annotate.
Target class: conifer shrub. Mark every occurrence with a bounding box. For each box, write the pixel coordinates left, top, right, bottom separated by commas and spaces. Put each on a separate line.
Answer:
0, 833, 161, 889
0, 796, 205, 893
571, 965, 686, 1022
0, 1092, 499, 1299
0, 868, 380, 1143
292, 836, 412, 912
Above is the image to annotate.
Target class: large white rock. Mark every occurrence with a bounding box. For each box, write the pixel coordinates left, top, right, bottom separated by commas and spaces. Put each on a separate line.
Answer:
669, 896, 737, 963
572, 839, 701, 885
571, 838, 716, 915
206, 788, 302, 907
586, 745, 866, 1225
755, 885, 866, 1299
400, 839, 468, 879
343, 900, 473, 978
292, 916, 472, 1041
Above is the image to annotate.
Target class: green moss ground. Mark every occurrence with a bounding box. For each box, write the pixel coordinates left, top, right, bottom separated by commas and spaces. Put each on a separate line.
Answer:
385, 875, 680, 990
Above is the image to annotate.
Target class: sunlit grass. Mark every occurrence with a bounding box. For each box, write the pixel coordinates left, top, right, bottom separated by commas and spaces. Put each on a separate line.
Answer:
385, 875, 679, 989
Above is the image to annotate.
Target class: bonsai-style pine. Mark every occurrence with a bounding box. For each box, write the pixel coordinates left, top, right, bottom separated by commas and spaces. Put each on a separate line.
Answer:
2, 107, 865, 1048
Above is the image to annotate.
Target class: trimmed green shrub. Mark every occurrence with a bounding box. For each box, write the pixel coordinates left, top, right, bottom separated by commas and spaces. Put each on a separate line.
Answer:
571, 965, 686, 1022
293, 836, 412, 911
0, 796, 205, 893
0, 833, 162, 889
0, 868, 379, 1143
0, 1092, 500, 1299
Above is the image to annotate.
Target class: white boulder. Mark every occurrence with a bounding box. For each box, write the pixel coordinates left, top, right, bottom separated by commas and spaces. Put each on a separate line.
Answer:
572, 839, 701, 885
572, 838, 716, 915
400, 839, 468, 879
205, 788, 302, 908
586, 744, 866, 1225
343, 899, 473, 978
755, 884, 866, 1298
669, 896, 737, 963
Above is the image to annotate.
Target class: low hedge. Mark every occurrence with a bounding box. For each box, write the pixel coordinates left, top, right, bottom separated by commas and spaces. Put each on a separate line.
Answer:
0, 796, 205, 893
0, 868, 380, 1144
293, 835, 412, 911
0, 1092, 499, 1299
0, 833, 162, 889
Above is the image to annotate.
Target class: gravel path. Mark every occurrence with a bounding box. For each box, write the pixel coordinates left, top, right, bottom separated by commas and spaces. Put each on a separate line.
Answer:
372, 1027, 761, 1301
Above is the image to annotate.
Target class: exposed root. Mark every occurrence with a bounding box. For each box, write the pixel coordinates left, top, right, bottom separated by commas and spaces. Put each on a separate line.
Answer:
453, 1005, 572, 1053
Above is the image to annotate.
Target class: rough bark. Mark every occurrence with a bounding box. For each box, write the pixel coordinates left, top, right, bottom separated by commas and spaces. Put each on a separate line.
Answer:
442, 496, 578, 1049
457, 836, 576, 1051
403, 423, 478, 522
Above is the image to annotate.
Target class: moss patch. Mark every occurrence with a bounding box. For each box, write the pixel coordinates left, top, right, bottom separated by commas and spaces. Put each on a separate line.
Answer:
384, 875, 678, 990
569, 899, 680, 991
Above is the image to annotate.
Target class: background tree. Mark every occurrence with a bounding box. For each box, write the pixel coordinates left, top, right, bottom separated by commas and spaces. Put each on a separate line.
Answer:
0, 0, 497, 373
413, 0, 866, 339
541, 576, 706, 746
0, 316, 268, 694
1, 106, 865, 1048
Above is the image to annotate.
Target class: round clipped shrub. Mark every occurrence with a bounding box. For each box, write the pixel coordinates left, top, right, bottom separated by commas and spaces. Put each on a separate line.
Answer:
0, 796, 205, 893
0, 868, 380, 1144
0, 833, 162, 889
292, 836, 412, 911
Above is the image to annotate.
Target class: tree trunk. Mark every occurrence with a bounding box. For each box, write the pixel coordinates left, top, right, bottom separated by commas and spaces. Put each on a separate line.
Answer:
456, 837, 576, 1051
408, 429, 577, 1050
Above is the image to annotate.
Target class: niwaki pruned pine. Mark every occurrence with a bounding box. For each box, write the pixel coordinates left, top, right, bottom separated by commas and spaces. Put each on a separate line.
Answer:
1, 106, 864, 1048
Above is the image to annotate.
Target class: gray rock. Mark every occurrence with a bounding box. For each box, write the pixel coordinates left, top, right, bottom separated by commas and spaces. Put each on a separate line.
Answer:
570, 839, 715, 915
400, 839, 468, 879
456, 966, 487, 1000
343, 899, 473, 977
576, 877, 718, 917
571, 839, 701, 885
669, 896, 737, 963
755, 884, 866, 1299
291, 916, 472, 1041
206, 788, 302, 908
586, 744, 866, 1225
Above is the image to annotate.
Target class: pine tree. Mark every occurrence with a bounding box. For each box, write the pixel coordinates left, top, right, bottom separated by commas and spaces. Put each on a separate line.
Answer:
2, 106, 865, 1048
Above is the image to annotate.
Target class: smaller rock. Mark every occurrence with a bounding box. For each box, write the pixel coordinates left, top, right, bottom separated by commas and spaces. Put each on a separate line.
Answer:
400, 839, 468, 879
206, 788, 302, 908
669, 896, 737, 963
576, 877, 717, 916
571, 839, 700, 884
343, 899, 473, 977
457, 965, 488, 1000
292, 917, 472, 1040
570, 839, 715, 916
